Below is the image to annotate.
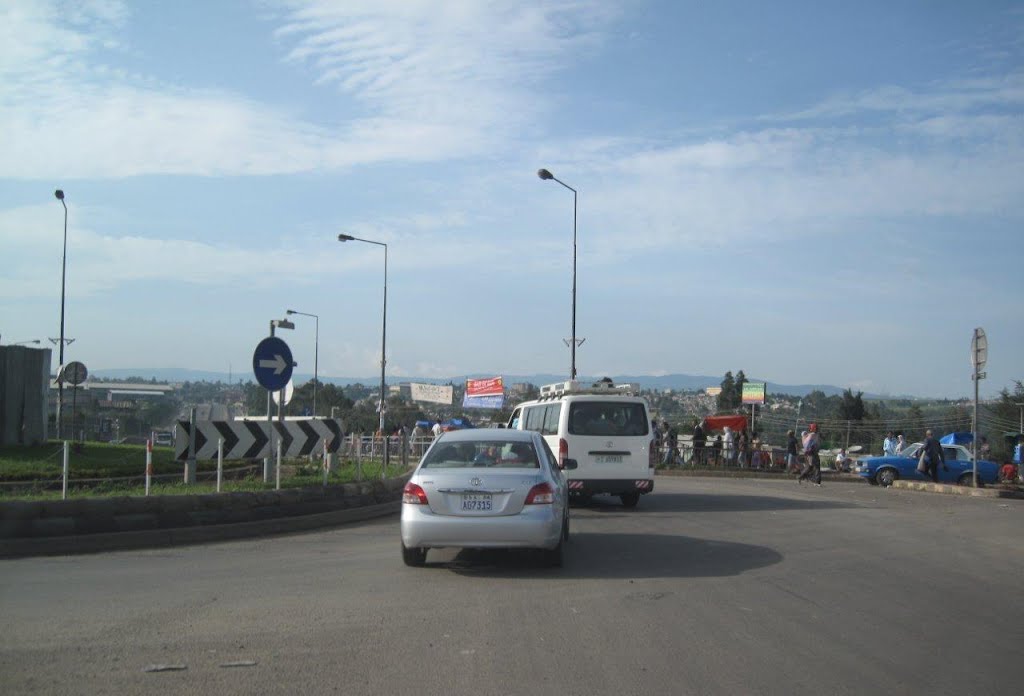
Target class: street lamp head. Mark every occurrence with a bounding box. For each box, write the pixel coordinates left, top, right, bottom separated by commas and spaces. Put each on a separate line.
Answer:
286, 309, 295, 315
338, 234, 354, 242
537, 168, 553, 181
54, 189, 64, 200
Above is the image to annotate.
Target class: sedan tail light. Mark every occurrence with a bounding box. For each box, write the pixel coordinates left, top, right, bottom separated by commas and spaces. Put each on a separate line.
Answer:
403, 482, 429, 505
525, 482, 554, 505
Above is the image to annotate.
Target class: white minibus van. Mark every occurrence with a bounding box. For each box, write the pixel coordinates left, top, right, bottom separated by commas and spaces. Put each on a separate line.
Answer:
508, 380, 655, 507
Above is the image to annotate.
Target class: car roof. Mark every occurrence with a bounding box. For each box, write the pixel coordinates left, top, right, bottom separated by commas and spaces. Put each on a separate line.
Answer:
437, 427, 535, 443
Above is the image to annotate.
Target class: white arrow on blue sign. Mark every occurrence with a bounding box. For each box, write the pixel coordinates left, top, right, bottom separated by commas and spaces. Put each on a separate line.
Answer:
252, 336, 295, 391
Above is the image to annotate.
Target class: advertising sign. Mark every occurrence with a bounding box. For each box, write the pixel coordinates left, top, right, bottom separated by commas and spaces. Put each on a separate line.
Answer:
410, 383, 454, 405
741, 382, 766, 405
705, 386, 722, 396
466, 377, 504, 397
462, 394, 505, 410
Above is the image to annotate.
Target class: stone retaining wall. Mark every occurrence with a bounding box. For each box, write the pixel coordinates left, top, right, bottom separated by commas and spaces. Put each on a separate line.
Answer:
0, 476, 410, 540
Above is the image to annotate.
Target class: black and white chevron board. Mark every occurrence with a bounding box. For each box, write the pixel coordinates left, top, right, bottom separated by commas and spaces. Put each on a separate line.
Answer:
174, 419, 343, 461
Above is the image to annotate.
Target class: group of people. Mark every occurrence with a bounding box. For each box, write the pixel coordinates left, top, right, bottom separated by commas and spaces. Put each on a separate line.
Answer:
882, 432, 907, 456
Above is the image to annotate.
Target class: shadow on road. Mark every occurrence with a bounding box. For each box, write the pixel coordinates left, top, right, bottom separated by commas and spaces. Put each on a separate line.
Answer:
437, 531, 783, 580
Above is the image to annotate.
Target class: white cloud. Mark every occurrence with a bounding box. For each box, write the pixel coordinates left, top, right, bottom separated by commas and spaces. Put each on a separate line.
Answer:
0, 0, 619, 179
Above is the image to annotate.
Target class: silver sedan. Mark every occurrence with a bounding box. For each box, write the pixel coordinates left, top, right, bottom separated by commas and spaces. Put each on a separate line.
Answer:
400, 428, 575, 567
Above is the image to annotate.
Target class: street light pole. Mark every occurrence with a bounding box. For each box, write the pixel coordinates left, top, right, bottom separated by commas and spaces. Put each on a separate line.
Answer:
286, 309, 319, 417
537, 168, 584, 380
54, 189, 68, 440
338, 234, 388, 467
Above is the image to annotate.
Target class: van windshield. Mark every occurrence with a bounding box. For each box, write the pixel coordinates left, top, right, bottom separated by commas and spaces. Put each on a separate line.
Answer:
568, 402, 649, 436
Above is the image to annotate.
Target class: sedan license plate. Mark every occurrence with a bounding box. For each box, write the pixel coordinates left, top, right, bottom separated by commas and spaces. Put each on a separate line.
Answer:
595, 455, 623, 463
461, 494, 493, 511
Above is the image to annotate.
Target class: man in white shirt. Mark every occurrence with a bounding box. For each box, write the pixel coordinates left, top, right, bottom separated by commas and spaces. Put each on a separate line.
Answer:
883, 432, 896, 457
431, 421, 443, 438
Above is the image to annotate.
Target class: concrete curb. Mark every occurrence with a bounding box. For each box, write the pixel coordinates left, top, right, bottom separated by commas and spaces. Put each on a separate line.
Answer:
0, 500, 400, 558
656, 468, 865, 483
890, 480, 1024, 500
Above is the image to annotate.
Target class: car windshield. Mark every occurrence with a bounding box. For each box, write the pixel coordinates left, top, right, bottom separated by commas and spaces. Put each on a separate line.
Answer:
568, 402, 649, 436
901, 443, 922, 458
421, 440, 539, 469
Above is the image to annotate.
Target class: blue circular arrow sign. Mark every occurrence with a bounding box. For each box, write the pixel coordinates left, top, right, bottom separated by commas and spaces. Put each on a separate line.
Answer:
252, 336, 295, 391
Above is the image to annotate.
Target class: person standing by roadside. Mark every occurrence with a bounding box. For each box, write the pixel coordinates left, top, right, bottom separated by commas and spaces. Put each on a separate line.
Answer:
737, 429, 749, 468
798, 423, 822, 485
723, 426, 735, 466
693, 420, 706, 466
883, 431, 896, 457
786, 430, 799, 474
920, 429, 946, 483
895, 433, 906, 455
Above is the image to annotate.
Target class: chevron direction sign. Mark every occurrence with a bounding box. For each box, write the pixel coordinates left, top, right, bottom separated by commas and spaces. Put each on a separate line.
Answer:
174, 419, 343, 461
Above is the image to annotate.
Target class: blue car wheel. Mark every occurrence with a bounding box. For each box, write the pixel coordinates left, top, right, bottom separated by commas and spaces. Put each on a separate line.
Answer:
876, 468, 898, 487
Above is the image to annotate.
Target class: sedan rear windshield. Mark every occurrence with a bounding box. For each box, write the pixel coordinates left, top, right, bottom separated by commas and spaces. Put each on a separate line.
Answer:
568, 402, 649, 436
422, 440, 539, 468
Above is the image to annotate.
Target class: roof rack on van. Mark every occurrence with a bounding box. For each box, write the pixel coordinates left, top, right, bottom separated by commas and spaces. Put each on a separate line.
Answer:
538, 379, 641, 399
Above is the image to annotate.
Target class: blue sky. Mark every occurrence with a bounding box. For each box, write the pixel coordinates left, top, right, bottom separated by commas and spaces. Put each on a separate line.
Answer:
1, 0, 1021, 399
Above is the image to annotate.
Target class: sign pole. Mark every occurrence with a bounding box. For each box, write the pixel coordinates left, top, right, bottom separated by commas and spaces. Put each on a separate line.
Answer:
62, 440, 69, 500
970, 327, 987, 488
217, 438, 224, 493
265, 322, 274, 483
185, 407, 197, 484
145, 439, 152, 496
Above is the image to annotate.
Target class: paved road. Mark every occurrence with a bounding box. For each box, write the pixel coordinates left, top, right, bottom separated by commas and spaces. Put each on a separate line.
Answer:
2, 477, 1021, 695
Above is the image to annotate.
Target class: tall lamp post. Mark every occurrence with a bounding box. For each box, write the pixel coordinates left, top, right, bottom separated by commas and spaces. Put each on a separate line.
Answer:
54, 189, 68, 439
537, 168, 584, 380
337, 234, 388, 464
286, 309, 319, 417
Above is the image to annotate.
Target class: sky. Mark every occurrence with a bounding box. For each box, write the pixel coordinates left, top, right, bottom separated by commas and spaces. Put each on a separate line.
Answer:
1, 0, 1022, 399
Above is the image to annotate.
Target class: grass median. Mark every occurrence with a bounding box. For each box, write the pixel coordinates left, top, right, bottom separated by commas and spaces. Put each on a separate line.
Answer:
0, 441, 408, 501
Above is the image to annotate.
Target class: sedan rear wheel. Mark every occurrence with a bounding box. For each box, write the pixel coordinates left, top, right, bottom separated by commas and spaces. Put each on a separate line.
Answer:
876, 468, 898, 487
562, 510, 570, 541
401, 543, 426, 567
958, 473, 984, 488
543, 534, 564, 568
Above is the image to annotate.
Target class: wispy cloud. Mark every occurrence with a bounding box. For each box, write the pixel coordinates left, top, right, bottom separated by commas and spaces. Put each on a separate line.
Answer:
0, 0, 619, 179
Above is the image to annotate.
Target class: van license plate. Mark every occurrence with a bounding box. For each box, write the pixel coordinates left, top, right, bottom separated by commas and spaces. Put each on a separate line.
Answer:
462, 494, 492, 511
595, 455, 623, 463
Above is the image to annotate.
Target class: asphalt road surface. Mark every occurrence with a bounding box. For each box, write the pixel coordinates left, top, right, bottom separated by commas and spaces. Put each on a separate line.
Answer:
2, 476, 1022, 695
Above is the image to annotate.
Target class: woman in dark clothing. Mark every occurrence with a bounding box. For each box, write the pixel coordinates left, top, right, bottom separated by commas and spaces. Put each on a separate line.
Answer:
786, 430, 799, 473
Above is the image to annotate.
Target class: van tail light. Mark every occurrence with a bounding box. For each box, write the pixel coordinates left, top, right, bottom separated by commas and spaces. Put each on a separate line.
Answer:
558, 438, 568, 468
403, 482, 429, 505
649, 439, 657, 468
525, 482, 555, 505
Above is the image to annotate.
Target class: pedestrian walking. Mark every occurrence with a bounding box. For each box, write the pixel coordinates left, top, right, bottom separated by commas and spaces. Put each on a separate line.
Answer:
786, 430, 799, 473
798, 423, 822, 485
919, 429, 946, 483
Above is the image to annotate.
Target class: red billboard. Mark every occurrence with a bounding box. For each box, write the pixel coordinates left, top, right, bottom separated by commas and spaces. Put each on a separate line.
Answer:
466, 377, 504, 397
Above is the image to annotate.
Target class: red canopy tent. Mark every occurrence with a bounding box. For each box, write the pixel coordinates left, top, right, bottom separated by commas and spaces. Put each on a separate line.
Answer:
702, 415, 748, 433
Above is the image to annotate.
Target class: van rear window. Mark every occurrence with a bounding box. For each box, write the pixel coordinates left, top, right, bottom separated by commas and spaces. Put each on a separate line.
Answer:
568, 402, 649, 436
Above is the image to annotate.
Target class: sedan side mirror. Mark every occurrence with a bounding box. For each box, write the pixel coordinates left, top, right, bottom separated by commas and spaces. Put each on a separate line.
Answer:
561, 458, 578, 470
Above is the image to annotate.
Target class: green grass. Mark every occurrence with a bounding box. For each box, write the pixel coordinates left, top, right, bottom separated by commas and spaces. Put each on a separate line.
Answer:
0, 441, 411, 501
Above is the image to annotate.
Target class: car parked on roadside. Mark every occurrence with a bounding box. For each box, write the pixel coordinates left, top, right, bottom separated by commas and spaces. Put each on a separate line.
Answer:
400, 428, 575, 567
855, 441, 999, 487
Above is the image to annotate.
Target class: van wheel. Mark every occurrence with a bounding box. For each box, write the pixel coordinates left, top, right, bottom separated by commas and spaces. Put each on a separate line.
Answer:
620, 492, 640, 508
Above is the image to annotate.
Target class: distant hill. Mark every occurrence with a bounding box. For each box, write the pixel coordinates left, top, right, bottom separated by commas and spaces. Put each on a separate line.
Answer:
89, 367, 878, 398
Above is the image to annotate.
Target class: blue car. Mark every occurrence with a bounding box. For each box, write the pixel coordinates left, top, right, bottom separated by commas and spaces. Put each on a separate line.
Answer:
855, 441, 999, 487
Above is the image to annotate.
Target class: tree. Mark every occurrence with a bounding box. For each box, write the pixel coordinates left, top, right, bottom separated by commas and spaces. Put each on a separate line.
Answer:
836, 389, 866, 421
718, 372, 735, 411
733, 370, 747, 410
